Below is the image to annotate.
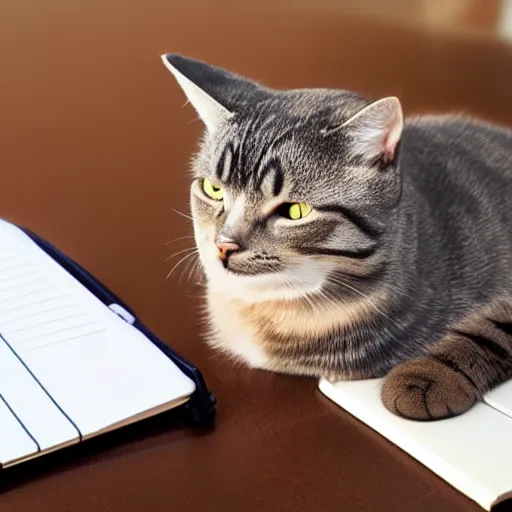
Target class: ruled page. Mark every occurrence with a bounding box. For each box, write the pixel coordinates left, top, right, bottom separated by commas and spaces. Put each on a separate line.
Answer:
0, 220, 195, 448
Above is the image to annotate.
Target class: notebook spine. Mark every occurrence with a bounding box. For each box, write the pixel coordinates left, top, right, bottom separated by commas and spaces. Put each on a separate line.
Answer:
20, 227, 216, 429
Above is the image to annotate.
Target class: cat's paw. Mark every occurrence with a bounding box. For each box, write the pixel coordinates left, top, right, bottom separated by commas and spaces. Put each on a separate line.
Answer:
381, 357, 479, 421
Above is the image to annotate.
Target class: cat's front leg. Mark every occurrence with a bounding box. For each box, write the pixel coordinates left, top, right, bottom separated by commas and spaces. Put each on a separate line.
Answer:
381, 298, 512, 420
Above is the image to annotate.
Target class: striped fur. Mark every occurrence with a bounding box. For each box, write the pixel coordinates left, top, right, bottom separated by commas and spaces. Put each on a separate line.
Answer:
382, 299, 512, 420
162, 54, 512, 421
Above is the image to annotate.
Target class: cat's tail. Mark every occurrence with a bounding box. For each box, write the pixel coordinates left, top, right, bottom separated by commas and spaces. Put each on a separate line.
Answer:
381, 297, 512, 420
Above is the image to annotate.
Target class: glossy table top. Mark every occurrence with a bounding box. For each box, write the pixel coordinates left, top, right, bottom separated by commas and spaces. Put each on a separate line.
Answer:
1, 1, 512, 510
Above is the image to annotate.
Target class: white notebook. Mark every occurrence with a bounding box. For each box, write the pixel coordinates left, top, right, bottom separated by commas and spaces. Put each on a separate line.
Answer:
0, 219, 199, 468
319, 377, 512, 511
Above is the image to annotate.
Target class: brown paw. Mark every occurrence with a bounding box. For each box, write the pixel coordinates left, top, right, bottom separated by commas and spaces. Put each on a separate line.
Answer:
381, 357, 479, 421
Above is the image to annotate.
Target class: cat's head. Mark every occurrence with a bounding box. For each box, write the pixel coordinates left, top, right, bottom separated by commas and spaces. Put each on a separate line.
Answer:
162, 54, 403, 303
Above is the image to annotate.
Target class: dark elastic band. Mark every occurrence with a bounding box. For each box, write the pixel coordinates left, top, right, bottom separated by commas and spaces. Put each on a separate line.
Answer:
0, 334, 83, 441
0, 393, 41, 452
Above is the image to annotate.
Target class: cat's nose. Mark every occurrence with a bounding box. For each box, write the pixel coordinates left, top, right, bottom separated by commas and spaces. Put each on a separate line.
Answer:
215, 236, 240, 261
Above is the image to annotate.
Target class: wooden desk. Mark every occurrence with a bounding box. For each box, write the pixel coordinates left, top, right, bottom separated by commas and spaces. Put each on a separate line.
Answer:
1, 1, 512, 510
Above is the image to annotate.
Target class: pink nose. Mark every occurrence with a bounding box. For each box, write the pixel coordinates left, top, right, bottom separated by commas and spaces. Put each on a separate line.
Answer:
215, 238, 240, 261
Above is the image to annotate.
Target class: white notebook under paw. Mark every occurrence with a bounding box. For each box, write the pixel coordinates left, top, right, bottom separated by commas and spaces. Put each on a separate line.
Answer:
319, 377, 512, 511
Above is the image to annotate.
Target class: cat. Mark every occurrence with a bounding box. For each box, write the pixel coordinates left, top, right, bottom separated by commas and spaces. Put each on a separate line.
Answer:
161, 53, 512, 421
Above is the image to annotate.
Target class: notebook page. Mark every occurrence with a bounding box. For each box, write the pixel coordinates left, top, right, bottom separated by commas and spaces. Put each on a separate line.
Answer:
0, 395, 39, 467
0, 220, 196, 438
319, 378, 512, 511
0, 336, 79, 452
484, 379, 512, 418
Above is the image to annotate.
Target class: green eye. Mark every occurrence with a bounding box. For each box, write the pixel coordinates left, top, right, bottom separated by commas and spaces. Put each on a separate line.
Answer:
202, 178, 224, 201
283, 202, 312, 220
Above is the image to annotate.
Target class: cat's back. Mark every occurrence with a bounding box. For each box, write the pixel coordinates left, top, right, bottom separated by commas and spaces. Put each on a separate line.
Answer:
398, 114, 512, 296
401, 114, 512, 207
402, 114, 512, 178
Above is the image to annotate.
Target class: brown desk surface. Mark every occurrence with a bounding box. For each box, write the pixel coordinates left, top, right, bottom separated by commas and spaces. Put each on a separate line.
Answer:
1, 1, 512, 510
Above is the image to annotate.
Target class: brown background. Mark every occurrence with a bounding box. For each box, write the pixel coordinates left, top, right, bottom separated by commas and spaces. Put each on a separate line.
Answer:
1, 1, 512, 511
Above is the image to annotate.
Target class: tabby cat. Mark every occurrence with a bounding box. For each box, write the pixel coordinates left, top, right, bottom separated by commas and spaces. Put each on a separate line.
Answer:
161, 53, 512, 421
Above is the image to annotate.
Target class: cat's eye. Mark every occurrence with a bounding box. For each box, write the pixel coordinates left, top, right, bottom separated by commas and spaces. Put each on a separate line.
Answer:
278, 202, 313, 220
202, 178, 224, 201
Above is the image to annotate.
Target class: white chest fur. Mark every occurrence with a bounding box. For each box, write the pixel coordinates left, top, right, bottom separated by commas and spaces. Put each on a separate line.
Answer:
206, 289, 269, 368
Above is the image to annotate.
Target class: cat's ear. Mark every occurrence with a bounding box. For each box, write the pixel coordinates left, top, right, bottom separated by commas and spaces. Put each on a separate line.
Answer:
341, 97, 403, 165
161, 54, 257, 133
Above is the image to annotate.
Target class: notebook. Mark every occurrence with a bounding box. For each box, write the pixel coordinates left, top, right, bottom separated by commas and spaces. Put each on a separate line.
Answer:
319, 377, 512, 511
0, 219, 215, 469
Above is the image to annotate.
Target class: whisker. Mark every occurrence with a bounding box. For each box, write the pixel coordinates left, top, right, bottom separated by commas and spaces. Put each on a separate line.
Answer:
191, 260, 205, 286
283, 275, 316, 311
169, 206, 193, 221
164, 235, 195, 246
282, 270, 395, 327
165, 246, 197, 262
179, 252, 200, 285
187, 258, 204, 285
327, 275, 397, 327
166, 251, 198, 281
306, 286, 330, 312
183, 260, 196, 284
186, 117, 202, 126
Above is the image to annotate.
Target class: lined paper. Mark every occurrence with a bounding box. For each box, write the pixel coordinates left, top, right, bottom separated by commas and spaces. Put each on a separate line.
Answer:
0, 246, 104, 355
0, 220, 196, 465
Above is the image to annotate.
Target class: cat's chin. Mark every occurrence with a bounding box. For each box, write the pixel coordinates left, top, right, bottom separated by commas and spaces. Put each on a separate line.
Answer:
203, 256, 333, 304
